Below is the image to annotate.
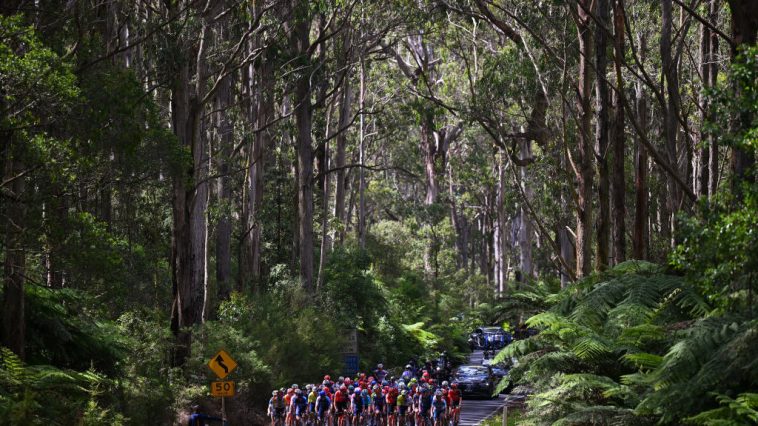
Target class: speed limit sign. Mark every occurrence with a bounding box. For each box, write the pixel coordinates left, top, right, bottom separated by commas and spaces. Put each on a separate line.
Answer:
210, 381, 235, 397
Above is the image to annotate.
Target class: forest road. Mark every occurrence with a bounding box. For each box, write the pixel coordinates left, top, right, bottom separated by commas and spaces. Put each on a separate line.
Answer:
457, 350, 525, 426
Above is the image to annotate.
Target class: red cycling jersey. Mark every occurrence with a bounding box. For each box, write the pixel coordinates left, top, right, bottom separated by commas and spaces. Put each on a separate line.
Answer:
385, 388, 399, 404
335, 390, 349, 403
448, 389, 462, 404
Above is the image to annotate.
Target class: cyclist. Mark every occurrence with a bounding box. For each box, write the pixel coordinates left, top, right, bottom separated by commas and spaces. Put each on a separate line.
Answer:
284, 388, 296, 426
401, 365, 414, 382
352, 387, 365, 424
374, 363, 388, 383
431, 390, 447, 426
417, 386, 433, 426
307, 385, 318, 423
333, 384, 350, 425
371, 385, 385, 426
447, 383, 462, 425
397, 389, 410, 425
269, 390, 286, 426
292, 389, 308, 425
385, 382, 399, 425
315, 390, 331, 425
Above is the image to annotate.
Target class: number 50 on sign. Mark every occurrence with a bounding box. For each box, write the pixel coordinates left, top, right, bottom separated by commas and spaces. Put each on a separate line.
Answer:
210, 381, 235, 397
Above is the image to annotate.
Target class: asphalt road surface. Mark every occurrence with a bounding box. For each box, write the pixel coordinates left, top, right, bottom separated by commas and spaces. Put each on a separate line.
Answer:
457, 350, 525, 426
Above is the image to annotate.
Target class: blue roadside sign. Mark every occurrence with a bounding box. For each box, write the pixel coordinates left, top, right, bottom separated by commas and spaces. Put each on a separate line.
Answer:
343, 354, 359, 377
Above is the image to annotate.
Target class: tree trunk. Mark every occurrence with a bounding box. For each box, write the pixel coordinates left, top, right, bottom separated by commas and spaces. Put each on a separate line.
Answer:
518, 138, 534, 280
697, 3, 712, 199
612, 0, 627, 263
214, 72, 233, 302
575, 0, 595, 278
708, 0, 720, 200
595, 0, 611, 271
493, 151, 506, 295
633, 44, 650, 260
2, 139, 26, 360
287, 3, 315, 292
661, 0, 682, 245
334, 85, 351, 243
421, 113, 439, 206
358, 53, 367, 248
169, 4, 209, 365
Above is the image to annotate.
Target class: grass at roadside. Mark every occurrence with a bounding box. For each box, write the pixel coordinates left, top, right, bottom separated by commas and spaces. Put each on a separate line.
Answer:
480, 407, 523, 426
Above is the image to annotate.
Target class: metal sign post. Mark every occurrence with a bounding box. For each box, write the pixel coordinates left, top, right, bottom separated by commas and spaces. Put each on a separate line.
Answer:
208, 350, 237, 424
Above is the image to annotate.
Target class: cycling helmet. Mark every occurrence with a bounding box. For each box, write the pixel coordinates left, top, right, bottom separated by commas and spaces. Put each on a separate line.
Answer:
382, 380, 388, 386
324, 375, 331, 381
451, 383, 458, 389
272, 390, 278, 396
435, 390, 443, 396
410, 378, 418, 384
319, 390, 326, 397
306, 384, 312, 390
362, 389, 369, 396
338, 376, 345, 382
292, 384, 299, 389
354, 388, 361, 394
377, 363, 384, 369
322, 380, 329, 386
340, 385, 347, 391
296, 389, 302, 395
348, 385, 355, 392
442, 381, 449, 387
401, 390, 408, 395
345, 378, 352, 385
373, 384, 380, 390
370, 380, 377, 385
280, 387, 286, 393
405, 364, 412, 369
399, 383, 406, 390
287, 388, 294, 394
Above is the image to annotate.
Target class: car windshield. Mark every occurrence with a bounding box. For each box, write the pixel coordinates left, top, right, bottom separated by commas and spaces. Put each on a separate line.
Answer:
457, 366, 489, 376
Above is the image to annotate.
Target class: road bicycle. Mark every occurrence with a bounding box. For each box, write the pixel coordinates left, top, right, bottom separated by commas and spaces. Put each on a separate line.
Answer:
448, 406, 460, 426
271, 409, 286, 426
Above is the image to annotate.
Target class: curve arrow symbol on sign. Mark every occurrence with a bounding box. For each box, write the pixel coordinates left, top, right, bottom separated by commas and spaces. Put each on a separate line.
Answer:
215, 355, 229, 374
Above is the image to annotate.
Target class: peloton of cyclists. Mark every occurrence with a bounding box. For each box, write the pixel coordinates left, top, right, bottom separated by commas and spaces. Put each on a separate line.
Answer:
267, 361, 464, 426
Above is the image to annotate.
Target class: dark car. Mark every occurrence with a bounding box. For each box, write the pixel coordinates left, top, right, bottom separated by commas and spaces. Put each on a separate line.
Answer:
488, 363, 515, 394
452, 365, 496, 398
468, 326, 512, 350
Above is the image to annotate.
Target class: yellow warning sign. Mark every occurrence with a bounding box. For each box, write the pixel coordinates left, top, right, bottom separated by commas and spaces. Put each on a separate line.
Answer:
210, 381, 235, 397
208, 349, 237, 379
